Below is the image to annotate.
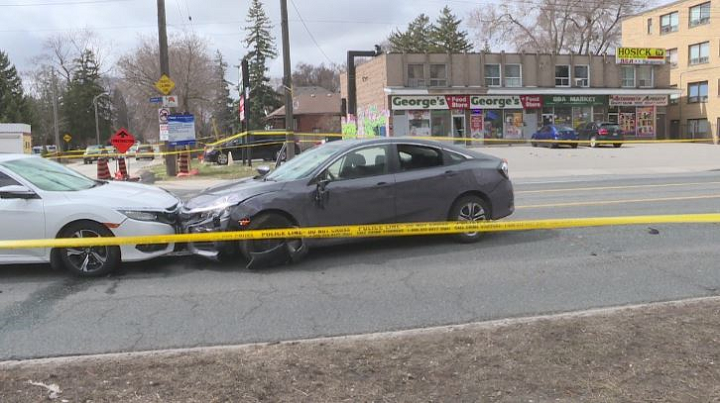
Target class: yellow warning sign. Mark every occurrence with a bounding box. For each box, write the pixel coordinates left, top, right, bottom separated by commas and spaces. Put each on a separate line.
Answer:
154, 74, 175, 95
63, 134, 72, 143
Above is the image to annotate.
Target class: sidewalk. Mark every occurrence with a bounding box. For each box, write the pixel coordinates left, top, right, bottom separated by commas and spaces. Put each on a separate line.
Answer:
2, 297, 719, 402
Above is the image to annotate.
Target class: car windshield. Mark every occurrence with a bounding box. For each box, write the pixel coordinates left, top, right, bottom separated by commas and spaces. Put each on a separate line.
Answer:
265, 142, 346, 181
1, 157, 98, 191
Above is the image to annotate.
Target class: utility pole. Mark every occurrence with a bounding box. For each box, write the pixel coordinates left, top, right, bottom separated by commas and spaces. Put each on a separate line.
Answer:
280, 0, 294, 159
50, 67, 60, 150
157, 0, 177, 176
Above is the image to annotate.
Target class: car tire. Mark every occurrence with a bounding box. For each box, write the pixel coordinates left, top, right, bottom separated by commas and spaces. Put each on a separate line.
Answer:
613, 143, 622, 148
239, 213, 307, 269
571, 143, 578, 149
449, 196, 489, 243
590, 136, 598, 148
531, 141, 538, 147
52, 221, 121, 277
217, 152, 229, 165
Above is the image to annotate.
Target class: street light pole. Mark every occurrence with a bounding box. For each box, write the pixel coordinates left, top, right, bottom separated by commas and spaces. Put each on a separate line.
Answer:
280, 0, 294, 159
93, 93, 109, 145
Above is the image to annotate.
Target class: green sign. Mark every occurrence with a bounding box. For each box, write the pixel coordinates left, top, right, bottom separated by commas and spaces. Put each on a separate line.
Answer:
543, 95, 607, 106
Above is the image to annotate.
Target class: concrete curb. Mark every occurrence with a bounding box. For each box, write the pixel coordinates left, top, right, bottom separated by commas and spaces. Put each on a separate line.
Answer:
3, 295, 719, 369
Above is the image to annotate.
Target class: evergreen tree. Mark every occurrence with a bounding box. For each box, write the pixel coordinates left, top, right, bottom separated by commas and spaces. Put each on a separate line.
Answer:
244, 0, 280, 130
388, 14, 434, 53
0, 50, 32, 123
63, 49, 111, 145
431, 7, 473, 53
211, 51, 236, 135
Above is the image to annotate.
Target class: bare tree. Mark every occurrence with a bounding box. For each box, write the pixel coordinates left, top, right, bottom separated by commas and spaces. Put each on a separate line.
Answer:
469, 0, 649, 54
292, 62, 341, 92
117, 33, 218, 141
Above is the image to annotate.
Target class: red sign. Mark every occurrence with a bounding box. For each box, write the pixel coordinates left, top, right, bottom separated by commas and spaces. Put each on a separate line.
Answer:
445, 95, 470, 110
238, 97, 246, 122
110, 128, 136, 154
520, 95, 543, 109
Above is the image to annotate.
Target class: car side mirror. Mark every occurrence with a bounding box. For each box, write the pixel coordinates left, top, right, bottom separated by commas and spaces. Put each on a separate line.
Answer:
0, 185, 37, 200
256, 165, 271, 176
314, 178, 330, 208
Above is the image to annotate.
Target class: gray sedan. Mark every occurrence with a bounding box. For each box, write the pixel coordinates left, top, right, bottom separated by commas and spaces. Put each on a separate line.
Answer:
181, 138, 514, 268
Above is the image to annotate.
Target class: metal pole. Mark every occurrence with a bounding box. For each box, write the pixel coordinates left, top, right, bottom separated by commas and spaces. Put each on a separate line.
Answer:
94, 97, 100, 145
280, 0, 294, 159
157, 0, 177, 176
50, 68, 60, 150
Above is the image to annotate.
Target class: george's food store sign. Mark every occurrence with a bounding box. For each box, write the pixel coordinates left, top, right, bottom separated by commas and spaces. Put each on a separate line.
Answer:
391, 95, 539, 110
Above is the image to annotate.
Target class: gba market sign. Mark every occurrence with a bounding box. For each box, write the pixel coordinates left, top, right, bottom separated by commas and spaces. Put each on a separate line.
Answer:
609, 95, 668, 106
543, 95, 607, 106
616, 48, 666, 65
391, 95, 525, 110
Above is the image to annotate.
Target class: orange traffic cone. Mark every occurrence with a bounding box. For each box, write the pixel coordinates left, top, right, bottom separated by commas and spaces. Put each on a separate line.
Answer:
97, 158, 111, 180
116, 157, 129, 180
178, 152, 189, 175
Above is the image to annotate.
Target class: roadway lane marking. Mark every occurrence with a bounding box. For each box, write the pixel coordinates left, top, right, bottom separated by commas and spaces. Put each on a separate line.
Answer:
517, 194, 720, 209
516, 181, 720, 195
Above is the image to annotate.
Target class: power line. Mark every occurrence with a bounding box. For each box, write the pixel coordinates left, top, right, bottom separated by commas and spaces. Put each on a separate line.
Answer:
289, 0, 333, 64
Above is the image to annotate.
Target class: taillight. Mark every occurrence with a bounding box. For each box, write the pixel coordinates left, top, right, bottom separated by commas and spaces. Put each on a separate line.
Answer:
598, 128, 608, 135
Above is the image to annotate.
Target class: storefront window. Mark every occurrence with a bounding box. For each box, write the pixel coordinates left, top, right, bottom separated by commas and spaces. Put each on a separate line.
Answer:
593, 106, 607, 123
554, 107, 573, 126
431, 110, 451, 137
572, 107, 592, 130
483, 110, 503, 138
408, 110, 431, 136
619, 107, 636, 135
504, 111, 523, 139
636, 106, 656, 138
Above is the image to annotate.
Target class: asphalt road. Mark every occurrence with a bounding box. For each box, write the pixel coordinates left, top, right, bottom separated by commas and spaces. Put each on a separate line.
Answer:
2, 172, 720, 360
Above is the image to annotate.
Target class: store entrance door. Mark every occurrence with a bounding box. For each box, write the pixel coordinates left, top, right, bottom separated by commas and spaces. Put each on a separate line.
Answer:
452, 114, 466, 144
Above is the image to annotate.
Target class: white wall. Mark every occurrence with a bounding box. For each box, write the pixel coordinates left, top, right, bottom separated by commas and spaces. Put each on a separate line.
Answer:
0, 134, 24, 153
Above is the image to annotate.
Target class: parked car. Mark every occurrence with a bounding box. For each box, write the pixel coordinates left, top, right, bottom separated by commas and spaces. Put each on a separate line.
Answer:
126, 144, 140, 158
136, 145, 155, 161
31, 146, 44, 155
45, 145, 58, 154
83, 145, 110, 164
531, 125, 579, 148
577, 122, 624, 148
182, 138, 514, 269
0, 154, 180, 276
203, 134, 296, 165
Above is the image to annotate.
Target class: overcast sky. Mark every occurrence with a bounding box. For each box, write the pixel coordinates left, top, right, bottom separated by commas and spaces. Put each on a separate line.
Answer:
0, 0, 482, 89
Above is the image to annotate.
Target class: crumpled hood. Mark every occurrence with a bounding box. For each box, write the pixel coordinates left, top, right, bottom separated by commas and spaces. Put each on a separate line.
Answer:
63, 181, 180, 210
184, 177, 285, 211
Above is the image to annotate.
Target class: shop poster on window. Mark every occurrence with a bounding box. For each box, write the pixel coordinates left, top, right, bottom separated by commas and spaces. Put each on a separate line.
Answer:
620, 113, 636, 136
470, 110, 483, 138
636, 107, 656, 138
408, 110, 431, 136
504, 112, 523, 139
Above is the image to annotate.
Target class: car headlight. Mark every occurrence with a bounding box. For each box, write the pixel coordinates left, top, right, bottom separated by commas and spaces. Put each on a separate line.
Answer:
119, 210, 159, 222
187, 194, 242, 219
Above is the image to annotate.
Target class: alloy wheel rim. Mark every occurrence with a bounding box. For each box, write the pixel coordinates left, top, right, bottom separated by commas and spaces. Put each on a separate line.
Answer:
458, 202, 486, 236
218, 154, 228, 164
65, 229, 109, 273
590, 137, 597, 147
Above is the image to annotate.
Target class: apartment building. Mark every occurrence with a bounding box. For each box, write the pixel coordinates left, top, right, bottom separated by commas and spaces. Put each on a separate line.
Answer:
341, 52, 679, 140
623, 0, 720, 140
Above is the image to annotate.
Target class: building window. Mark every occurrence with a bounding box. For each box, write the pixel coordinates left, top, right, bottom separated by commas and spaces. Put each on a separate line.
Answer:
667, 48, 678, 68
504, 64, 522, 87
407, 63, 425, 87
621, 66, 635, 88
484, 64, 501, 87
555, 65, 570, 86
689, 2, 711, 27
688, 81, 709, 103
637, 66, 654, 87
574, 65, 589, 87
429, 64, 447, 87
689, 42, 710, 65
647, 18, 653, 34
687, 119, 710, 137
660, 12, 679, 33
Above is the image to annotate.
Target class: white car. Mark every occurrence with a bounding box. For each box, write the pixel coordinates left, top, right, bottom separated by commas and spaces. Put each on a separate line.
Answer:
0, 154, 180, 277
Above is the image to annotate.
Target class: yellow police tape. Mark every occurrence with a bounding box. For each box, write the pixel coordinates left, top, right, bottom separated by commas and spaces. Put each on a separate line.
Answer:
0, 214, 719, 250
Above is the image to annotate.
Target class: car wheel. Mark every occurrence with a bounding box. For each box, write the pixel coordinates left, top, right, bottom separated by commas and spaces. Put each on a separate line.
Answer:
571, 143, 578, 149
53, 221, 121, 277
613, 143, 622, 148
590, 136, 598, 148
450, 196, 489, 243
240, 213, 307, 269
217, 152, 229, 165
531, 141, 538, 147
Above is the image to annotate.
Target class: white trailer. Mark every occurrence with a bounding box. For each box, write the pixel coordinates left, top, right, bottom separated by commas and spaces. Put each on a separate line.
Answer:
0, 124, 32, 154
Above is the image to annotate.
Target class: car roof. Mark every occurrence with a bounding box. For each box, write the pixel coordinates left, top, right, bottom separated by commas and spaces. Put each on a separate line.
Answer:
0, 153, 35, 163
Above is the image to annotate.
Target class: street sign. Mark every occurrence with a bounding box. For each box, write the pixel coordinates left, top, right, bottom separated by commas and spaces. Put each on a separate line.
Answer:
158, 108, 170, 125
159, 124, 169, 141
149, 97, 163, 103
110, 128, 135, 154
238, 97, 245, 122
162, 95, 178, 108
154, 74, 175, 95
167, 114, 196, 146
63, 134, 72, 143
